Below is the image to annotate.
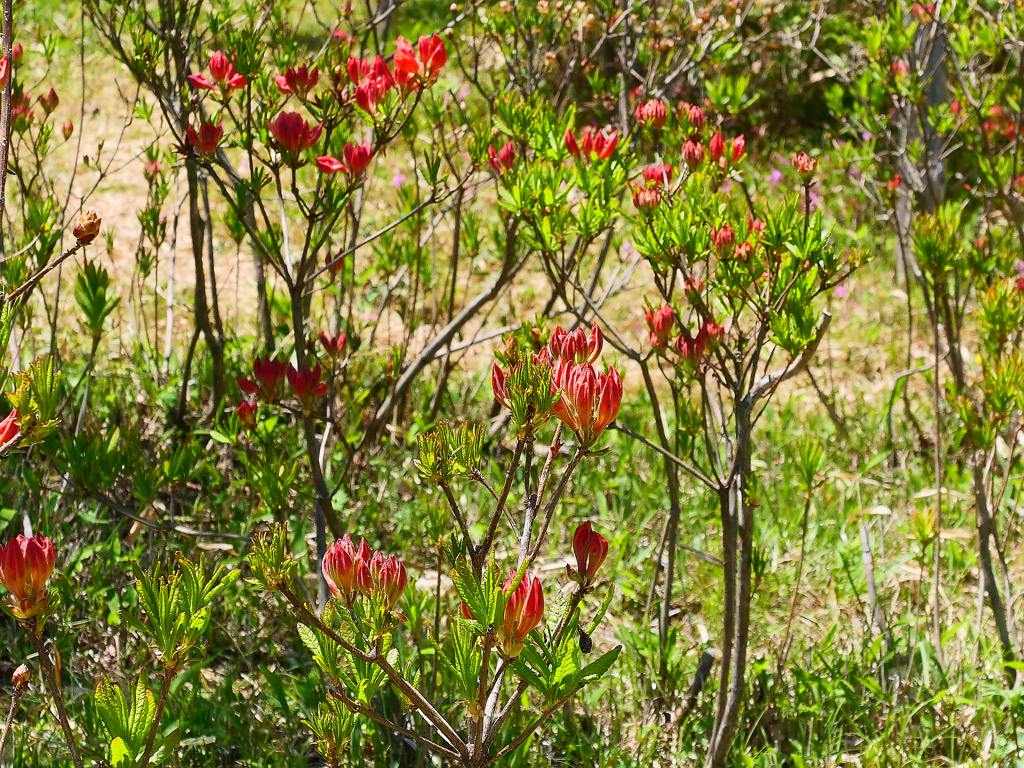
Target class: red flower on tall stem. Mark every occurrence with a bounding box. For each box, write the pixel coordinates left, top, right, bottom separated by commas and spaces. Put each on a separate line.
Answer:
496, 571, 544, 658
0, 534, 55, 620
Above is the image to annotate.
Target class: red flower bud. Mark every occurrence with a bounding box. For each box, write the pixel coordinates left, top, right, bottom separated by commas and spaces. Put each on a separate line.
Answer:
553, 362, 622, 447
187, 120, 223, 155
732, 134, 746, 163
792, 151, 817, 180
699, 319, 725, 352
236, 400, 258, 430
0, 409, 19, 447
709, 132, 724, 163
275, 65, 319, 100
711, 224, 735, 254
497, 571, 544, 657
642, 163, 673, 187
73, 211, 102, 245
488, 141, 516, 174
635, 98, 668, 129
548, 322, 603, 365
673, 328, 706, 367
0, 57, 8, 92
645, 305, 675, 349
632, 183, 661, 214
326, 250, 345, 276
0, 534, 55, 620
892, 60, 909, 78
61, 120, 73, 140
687, 104, 706, 133
565, 128, 580, 157
579, 127, 618, 160
418, 34, 448, 82
572, 521, 608, 581
38, 88, 58, 115
11, 43, 21, 68
323, 534, 360, 603
369, 550, 408, 609
319, 331, 347, 357
344, 139, 373, 177
682, 140, 704, 171
491, 362, 510, 408
684, 277, 704, 302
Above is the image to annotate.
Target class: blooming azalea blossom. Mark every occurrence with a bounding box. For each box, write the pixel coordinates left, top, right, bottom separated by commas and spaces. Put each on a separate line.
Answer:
267, 112, 323, 165
237, 357, 289, 403
488, 141, 516, 174
551, 362, 622, 448
275, 65, 319, 100
187, 51, 247, 95
187, 120, 223, 155
496, 571, 544, 658
319, 331, 347, 357
645, 305, 676, 350
287, 363, 328, 409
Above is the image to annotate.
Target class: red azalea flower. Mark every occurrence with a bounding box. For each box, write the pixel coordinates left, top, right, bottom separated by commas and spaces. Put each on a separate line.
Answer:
236, 356, 289, 402
0, 534, 55, 620
275, 65, 319, 100
319, 331, 347, 357
287, 363, 329, 408
487, 141, 516, 174
187, 120, 223, 154
316, 155, 348, 174
0, 409, 19, 446
496, 571, 544, 658
344, 139, 373, 177
645, 305, 676, 350
267, 112, 323, 164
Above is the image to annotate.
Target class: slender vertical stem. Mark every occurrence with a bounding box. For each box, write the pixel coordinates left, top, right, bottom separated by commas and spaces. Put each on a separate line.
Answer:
30, 633, 83, 768
139, 668, 174, 768
0, 689, 22, 761
930, 297, 944, 667
0, 0, 15, 255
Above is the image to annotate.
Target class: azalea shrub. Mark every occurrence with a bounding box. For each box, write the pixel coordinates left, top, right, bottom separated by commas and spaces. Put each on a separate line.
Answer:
3, 0, 1024, 767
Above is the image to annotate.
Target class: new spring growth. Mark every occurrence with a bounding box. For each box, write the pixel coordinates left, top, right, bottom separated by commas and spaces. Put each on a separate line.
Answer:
416, 422, 484, 485
0, 534, 55, 621
568, 521, 608, 585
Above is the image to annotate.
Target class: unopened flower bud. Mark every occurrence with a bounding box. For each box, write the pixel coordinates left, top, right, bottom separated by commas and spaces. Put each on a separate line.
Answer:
632, 183, 661, 214
12, 664, 30, 690
682, 140, 704, 171
38, 88, 58, 115
711, 224, 735, 254
73, 211, 101, 245
687, 104, 705, 133
635, 98, 668, 130
61, 120, 73, 140
792, 151, 817, 181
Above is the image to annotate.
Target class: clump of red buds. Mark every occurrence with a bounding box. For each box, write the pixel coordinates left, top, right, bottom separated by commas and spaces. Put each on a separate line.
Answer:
566, 126, 618, 160
0, 534, 56, 621
635, 98, 668, 130
632, 183, 661, 214
711, 224, 735, 255
488, 141, 516, 174
567, 522, 608, 587
236, 400, 258, 431
642, 163, 673, 187
287, 363, 329, 411
323, 535, 408, 612
682, 139, 704, 171
549, 323, 603, 365
645, 304, 676, 350
673, 319, 725, 370
348, 54, 396, 112
73, 211, 102, 245
709, 132, 745, 169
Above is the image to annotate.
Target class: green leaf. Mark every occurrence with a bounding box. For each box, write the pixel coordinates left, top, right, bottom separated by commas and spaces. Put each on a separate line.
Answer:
575, 645, 621, 687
